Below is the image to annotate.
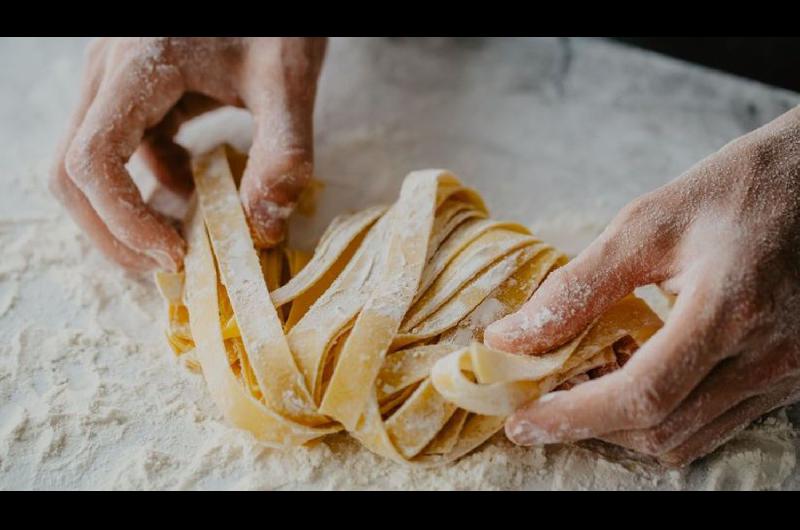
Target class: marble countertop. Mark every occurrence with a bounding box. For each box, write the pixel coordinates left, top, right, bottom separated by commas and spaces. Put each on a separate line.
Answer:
1, 37, 798, 490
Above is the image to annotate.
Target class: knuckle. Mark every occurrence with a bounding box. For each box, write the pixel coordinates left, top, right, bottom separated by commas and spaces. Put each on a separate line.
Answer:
48, 169, 68, 203
64, 134, 112, 189
64, 140, 92, 184
612, 194, 655, 227
604, 198, 652, 252
592, 229, 627, 271
603, 191, 676, 280
740, 137, 774, 175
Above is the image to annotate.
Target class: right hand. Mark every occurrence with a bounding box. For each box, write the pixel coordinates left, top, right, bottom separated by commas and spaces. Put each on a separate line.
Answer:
484, 105, 800, 466
50, 37, 328, 272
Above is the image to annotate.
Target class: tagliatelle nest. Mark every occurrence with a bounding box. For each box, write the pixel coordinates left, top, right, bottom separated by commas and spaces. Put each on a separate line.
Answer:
155, 146, 663, 465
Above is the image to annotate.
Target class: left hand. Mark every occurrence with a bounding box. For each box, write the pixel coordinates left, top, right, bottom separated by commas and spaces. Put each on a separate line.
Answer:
50, 37, 327, 272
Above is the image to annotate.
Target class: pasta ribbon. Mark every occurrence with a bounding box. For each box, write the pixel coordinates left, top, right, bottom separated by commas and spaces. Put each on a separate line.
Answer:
155, 146, 663, 464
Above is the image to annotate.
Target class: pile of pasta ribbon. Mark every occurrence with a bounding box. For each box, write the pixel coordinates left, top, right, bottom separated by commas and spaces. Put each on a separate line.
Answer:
155, 146, 663, 465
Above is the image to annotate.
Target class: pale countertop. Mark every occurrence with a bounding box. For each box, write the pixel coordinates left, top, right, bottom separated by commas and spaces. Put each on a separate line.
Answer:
0, 37, 798, 490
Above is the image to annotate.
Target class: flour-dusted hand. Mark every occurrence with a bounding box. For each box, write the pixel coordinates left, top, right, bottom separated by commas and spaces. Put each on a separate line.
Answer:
484, 106, 800, 466
50, 37, 327, 271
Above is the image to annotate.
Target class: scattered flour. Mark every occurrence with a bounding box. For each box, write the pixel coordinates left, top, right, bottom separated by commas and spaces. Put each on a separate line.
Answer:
693, 413, 797, 490
1, 37, 798, 490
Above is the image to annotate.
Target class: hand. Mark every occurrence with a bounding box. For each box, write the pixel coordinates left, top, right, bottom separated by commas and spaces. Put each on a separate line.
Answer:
484, 106, 800, 466
50, 37, 327, 272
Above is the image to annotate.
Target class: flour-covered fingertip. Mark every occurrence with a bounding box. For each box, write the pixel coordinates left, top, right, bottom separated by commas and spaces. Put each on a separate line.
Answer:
504, 416, 554, 446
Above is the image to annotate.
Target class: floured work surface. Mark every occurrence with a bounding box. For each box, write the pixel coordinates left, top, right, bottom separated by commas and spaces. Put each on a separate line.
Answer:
4, 37, 799, 490
156, 146, 663, 464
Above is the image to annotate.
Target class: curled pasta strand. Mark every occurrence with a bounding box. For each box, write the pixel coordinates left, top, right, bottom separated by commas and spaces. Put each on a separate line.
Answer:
156, 146, 663, 464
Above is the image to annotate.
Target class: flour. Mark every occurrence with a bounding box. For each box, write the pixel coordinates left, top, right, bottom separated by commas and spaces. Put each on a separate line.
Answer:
258, 200, 295, 220
695, 413, 796, 490
517, 307, 561, 336
1, 37, 798, 490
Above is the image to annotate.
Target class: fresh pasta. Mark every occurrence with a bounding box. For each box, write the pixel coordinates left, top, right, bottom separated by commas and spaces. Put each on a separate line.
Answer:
155, 146, 663, 465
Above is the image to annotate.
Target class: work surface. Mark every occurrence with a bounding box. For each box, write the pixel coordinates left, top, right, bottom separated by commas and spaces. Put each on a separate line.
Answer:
1, 37, 798, 490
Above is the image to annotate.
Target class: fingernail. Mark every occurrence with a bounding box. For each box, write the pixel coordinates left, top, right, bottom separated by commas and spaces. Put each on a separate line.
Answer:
505, 417, 554, 446
146, 248, 179, 272
485, 314, 515, 335
248, 200, 293, 248
484, 314, 521, 350
256, 200, 295, 222
252, 217, 286, 248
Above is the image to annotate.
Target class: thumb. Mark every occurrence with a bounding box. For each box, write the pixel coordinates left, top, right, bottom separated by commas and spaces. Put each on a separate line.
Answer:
485, 203, 663, 354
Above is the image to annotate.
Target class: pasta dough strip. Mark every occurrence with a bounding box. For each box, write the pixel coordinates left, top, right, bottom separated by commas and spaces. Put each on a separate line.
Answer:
156, 147, 664, 466
415, 218, 531, 301
271, 205, 387, 307
288, 213, 394, 394
402, 229, 539, 331
193, 148, 325, 426
319, 170, 463, 430
183, 203, 336, 445
430, 296, 662, 416
394, 244, 554, 347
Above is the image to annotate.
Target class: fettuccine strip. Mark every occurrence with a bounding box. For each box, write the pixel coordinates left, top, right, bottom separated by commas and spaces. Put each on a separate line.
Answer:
155, 146, 663, 465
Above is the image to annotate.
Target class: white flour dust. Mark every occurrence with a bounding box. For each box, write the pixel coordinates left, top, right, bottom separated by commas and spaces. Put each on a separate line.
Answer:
1, 37, 798, 490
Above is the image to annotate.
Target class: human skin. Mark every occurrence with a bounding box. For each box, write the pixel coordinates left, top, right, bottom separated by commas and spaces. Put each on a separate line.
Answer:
484, 105, 800, 466
54, 38, 800, 466
50, 37, 327, 272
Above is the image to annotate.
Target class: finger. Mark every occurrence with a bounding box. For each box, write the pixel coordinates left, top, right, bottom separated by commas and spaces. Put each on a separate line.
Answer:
600, 340, 800, 455
504, 278, 731, 446
237, 37, 326, 247
50, 38, 158, 272
65, 45, 187, 271
658, 374, 800, 467
485, 193, 674, 354
52, 170, 158, 272
137, 93, 221, 197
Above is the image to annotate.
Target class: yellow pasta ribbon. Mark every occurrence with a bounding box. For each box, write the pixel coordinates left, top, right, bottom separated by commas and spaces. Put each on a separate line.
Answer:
155, 146, 663, 465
